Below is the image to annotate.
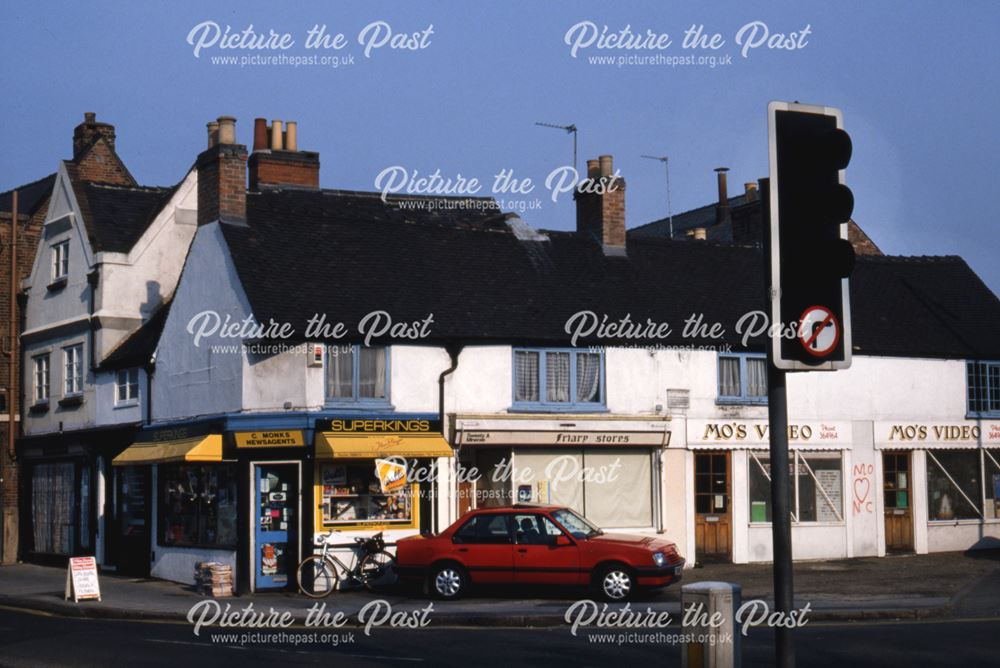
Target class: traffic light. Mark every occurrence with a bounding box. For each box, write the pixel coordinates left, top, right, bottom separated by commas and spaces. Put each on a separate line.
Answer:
767, 101, 854, 370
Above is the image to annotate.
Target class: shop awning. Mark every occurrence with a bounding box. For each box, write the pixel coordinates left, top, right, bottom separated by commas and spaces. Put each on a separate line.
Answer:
316, 433, 454, 459
112, 435, 223, 466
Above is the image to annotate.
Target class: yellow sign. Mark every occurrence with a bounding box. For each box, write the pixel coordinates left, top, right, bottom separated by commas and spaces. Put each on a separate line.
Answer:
375, 458, 408, 493
235, 430, 306, 448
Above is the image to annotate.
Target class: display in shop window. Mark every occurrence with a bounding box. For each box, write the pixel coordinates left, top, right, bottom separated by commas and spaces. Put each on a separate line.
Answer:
320, 463, 412, 526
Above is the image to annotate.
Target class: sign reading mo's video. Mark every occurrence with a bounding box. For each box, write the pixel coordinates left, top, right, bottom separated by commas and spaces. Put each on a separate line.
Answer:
185, 310, 434, 347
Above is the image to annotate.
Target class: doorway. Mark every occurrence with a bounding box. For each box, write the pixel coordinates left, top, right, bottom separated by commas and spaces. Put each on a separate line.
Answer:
252, 463, 300, 591
882, 451, 913, 552
112, 465, 151, 576
694, 452, 732, 561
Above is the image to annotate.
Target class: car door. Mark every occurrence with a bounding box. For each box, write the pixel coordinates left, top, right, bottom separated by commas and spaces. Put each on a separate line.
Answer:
512, 513, 581, 585
451, 513, 515, 584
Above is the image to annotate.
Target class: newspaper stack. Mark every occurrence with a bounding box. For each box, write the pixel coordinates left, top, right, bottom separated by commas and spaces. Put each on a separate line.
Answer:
194, 562, 233, 597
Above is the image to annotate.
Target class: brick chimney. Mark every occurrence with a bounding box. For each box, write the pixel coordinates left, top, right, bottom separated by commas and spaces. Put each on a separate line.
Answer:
575, 154, 626, 255
197, 116, 247, 226
248, 118, 320, 190
71, 112, 135, 186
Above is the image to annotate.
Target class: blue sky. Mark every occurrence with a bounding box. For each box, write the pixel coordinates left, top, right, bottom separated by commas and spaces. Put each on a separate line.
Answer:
2, 1, 998, 292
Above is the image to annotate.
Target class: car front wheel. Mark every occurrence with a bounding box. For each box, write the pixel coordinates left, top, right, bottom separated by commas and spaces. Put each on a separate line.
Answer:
596, 564, 635, 601
430, 563, 467, 600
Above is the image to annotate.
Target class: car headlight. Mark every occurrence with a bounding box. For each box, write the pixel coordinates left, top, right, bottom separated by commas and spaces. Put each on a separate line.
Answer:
652, 552, 666, 567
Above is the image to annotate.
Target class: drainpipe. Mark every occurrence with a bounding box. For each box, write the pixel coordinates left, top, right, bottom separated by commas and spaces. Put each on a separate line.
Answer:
144, 353, 155, 426
7, 192, 17, 462
87, 269, 99, 379
436, 342, 463, 534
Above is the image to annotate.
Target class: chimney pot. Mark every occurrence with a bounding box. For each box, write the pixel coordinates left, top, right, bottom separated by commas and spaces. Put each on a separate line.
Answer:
744, 181, 758, 202
285, 121, 298, 152
586, 159, 600, 179
599, 155, 613, 177
206, 122, 219, 149
217, 116, 237, 145
83, 112, 96, 124
270, 120, 284, 150
253, 118, 268, 151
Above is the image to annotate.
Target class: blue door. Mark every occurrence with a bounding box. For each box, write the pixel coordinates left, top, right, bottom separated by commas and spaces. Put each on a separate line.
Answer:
254, 464, 297, 590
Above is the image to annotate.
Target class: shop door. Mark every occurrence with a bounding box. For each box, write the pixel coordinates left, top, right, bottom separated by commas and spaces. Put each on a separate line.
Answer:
254, 464, 299, 590
694, 453, 732, 561
112, 466, 151, 577
882, 452, 913, 552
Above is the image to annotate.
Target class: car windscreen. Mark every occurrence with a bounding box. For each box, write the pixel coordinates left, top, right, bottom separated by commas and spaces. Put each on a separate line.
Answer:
551, 508, 601, 538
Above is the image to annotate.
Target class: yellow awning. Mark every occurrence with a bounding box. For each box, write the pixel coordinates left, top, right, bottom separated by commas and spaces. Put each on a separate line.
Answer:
112, 435, 223, 466
317, 433, 454, 459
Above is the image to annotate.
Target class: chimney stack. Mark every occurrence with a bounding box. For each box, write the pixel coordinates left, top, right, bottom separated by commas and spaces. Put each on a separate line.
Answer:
744, 181, 758, 202
575, 154, 626, 255
73, 111, 117, 159
197, 116, 247, 226
714, 167, 731, 227
70, 112, 135, 185
248, 118, 320, 191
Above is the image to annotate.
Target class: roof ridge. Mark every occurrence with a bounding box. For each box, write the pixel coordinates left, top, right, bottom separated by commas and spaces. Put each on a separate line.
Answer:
256, 187, 498, 203
0, 172, 57, 198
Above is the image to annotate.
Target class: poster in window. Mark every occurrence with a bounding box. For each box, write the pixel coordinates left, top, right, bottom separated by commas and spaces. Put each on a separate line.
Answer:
815, 469, 843, 522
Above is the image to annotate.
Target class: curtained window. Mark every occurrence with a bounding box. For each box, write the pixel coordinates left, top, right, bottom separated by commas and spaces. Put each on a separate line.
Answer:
513, 349, 604, 408
718, 353, 768, 403
325, 345, 389, 403
967, 361, 1000, 416
31, 462, 75, 554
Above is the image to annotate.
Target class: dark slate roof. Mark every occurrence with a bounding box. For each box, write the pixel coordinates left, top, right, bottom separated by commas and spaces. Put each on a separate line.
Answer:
212, 188, 1000, 359
629, 194, 749, 239
0, 173, 56, 216
65, 161, 178, 253
99, 300, 172, 369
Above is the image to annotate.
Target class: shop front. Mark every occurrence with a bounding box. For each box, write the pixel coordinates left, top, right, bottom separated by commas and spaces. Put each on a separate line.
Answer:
685, 419, 853, 564
874, 420, 1000, 555
17, 425, 136, 567
454, 416, 672, 533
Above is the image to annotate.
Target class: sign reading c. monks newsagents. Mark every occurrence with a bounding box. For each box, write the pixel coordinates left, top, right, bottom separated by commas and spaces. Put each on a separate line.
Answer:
234, 430, 306, 448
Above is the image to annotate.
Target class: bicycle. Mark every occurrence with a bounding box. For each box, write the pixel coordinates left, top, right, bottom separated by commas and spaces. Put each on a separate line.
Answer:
296, 531, 396, 598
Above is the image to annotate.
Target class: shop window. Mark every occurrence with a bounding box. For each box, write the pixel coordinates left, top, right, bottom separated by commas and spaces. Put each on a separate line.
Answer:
63, 344, 83, 396
967, 361, 1000, 417
31, 462, 75, 554
33, 354, 50, 404
51, 240, 69, 280
718, 353, 767, 404
512, 349, 605, 411
116, 368, 140, 405
985, 450, 1000, 520
319, 463, 414, 528
749, 451, 844, 523
325, 345, 389, 405
927, 450, 982, 521
159, 464, 238, 548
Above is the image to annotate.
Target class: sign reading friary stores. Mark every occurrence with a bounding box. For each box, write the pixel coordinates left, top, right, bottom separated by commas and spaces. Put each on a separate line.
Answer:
686, 419, 852, 447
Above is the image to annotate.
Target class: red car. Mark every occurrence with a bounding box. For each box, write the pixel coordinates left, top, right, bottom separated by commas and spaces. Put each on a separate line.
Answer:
394, 504, 685, 601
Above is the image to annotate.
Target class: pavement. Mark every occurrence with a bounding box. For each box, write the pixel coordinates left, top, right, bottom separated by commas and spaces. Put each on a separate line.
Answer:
0, 549, 996, 627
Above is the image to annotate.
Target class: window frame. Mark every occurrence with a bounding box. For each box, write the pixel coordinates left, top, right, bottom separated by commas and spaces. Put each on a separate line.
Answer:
33, 353, 50, 404
323, 344, 391, 407
717, 352, 768, 405
157, 463, 239, 550
748, 450, 845, 525
115, 368, 140, 406
926, 449, 985, 522
51, 240, 69, 281
510, 348, 607, 412
63, 344, 83, 397
967, 360, 1000, 418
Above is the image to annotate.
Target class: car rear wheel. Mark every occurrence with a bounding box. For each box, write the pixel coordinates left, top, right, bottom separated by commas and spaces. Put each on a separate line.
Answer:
596, 564, 635, 601
430, 563, 467, 600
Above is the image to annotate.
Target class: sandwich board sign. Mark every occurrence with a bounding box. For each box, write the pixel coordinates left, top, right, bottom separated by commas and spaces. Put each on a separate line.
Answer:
65, 556, 101, 602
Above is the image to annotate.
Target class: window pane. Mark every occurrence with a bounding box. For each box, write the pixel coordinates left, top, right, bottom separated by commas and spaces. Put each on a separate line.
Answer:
545, 352, 570, 402
746, 358, 768, 398
160, 464, 237, 547
320, 463, 412, 526
749, 454, 772, 522
927, 451, 982, 520
514, 351, 539, 402
31, 462, 75, 554
798, 453, 843, 522
719, 356, 740, 397
584, 450, 652, 528
986, 450, 1000, 520
575, 352, 601, 403
325, 346, 354, 399
358, 346, 387, 399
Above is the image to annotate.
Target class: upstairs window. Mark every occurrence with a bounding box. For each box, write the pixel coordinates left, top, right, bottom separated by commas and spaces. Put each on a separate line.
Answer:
325, 345, 389, 404
51, 241, 69, 281
33, 354, 50, 403
512, 349, 604, 410
116, 368, 140, 405
63, 345, 83, 396
718, 353, 767, 404
968, 361, 1000, 417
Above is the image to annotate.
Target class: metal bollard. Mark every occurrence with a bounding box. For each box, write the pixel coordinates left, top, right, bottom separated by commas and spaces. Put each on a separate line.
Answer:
681, 581, 741, 668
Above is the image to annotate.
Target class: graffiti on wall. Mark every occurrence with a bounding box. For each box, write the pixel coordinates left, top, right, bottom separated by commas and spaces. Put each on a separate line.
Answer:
852, 463, 874, 514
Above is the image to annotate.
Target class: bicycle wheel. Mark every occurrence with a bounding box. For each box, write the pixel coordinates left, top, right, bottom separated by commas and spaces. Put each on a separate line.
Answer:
359, 550, 397, 592
297, 555, 339, 598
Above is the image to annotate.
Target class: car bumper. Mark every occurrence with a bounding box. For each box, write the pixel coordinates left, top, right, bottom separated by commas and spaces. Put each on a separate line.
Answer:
635, 558, 685, 588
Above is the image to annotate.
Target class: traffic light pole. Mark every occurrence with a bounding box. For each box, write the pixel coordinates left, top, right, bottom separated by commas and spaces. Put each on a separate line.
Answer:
761, 177, 796, 667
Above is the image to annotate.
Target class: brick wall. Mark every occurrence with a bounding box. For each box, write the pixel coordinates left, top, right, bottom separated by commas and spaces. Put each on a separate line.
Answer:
72, 114, 136, 186
249, 151, 320, 190
197, 143, 248, 225
576, 176, 627, 251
